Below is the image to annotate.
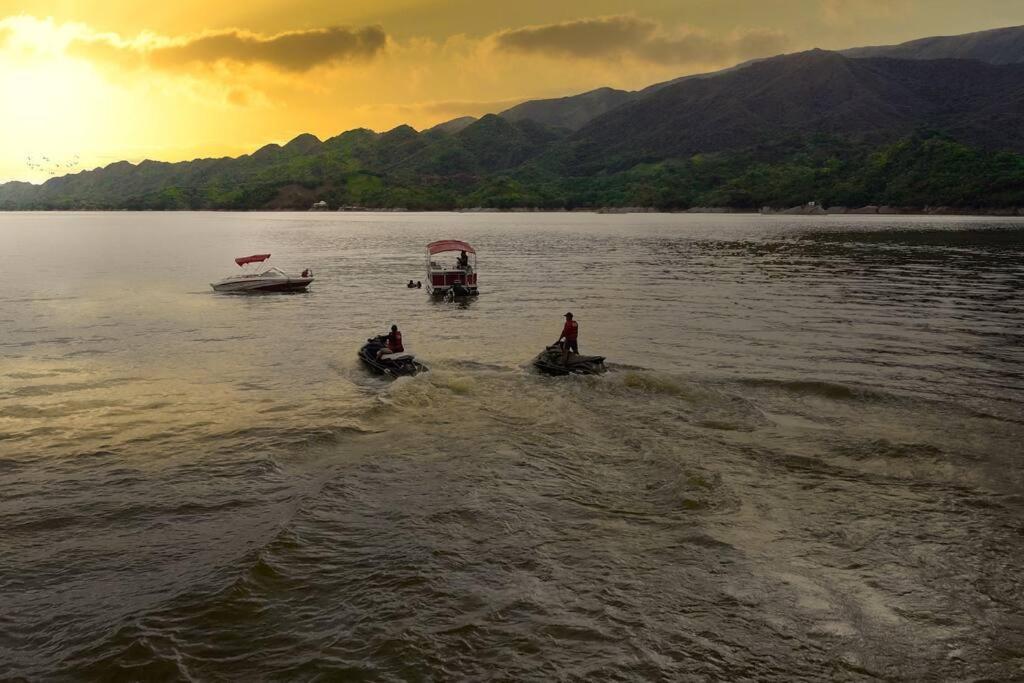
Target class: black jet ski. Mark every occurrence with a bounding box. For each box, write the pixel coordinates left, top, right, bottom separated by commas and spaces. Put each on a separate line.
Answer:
532, 345, 607, 376
358, 336, 428, 378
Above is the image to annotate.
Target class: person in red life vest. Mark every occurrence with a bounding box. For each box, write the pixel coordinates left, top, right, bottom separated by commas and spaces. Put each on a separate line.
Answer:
377, 324, 404, 359
557, 312, 579, 365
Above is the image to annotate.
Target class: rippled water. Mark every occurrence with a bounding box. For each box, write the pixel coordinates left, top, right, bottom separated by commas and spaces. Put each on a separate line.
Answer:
1, 212, 1022, 680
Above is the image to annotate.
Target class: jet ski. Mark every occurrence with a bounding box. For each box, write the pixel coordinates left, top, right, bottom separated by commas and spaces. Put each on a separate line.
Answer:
532, 345, 607, 376
358, 336, 428, 378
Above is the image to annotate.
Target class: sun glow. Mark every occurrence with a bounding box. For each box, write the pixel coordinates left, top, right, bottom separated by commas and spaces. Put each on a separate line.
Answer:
0, 56, 111, 181
0, 17, 248, 183
0, 17, 115, 181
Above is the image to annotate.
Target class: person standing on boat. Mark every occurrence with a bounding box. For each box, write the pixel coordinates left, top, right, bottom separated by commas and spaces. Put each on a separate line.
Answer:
457, 250, 470, 271
558, 312, 579, 365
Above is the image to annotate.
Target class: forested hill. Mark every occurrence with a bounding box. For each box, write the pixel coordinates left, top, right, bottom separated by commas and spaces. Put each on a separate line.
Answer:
562, 50, 1024, 168
841, 24, 1024, 64
3, 47, 1024, 212
481, 23, 1024, 134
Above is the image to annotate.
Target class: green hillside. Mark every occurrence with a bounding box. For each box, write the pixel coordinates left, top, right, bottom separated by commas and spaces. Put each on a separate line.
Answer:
4, 47, 1024, 212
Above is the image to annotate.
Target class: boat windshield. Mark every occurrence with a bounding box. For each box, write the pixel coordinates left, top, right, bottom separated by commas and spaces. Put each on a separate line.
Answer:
227, 266, 288, 280
259, 267, 287, 278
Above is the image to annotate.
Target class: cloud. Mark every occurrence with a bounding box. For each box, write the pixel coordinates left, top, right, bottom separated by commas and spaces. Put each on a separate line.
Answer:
492, 15, 789, 65
494, 15, 652, 59
820, 0, 913, 26
226, 87, 255, 107
70, 25, 388, 72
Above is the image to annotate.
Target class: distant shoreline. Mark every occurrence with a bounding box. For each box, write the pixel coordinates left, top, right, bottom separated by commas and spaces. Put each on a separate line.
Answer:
4, 206, 1024, 217
459, 206, 1024, 217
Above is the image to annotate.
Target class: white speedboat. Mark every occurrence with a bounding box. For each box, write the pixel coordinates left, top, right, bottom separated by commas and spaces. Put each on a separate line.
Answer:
210, 254, 314, 293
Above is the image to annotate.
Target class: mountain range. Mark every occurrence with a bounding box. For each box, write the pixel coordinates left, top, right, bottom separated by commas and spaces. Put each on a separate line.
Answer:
473, 24, 1024, 133
3, 25, 1024, 211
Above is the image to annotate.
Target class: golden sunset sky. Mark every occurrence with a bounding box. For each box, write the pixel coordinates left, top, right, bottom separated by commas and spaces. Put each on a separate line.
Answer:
1, 0, 1022, 182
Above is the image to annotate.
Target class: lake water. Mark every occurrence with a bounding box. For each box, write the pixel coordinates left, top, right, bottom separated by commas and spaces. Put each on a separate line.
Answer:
1, 211, 1022, 680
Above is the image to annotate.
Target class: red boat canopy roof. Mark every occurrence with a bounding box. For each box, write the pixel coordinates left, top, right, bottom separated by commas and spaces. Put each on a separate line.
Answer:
235, 254, 271, 266
427, 240, 475, 255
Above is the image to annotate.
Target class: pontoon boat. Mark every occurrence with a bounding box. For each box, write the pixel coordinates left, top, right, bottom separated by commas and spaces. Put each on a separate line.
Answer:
426, 240, 478, 298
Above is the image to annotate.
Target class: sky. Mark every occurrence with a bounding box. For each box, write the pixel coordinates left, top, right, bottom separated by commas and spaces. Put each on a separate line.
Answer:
1, 0, 1023, 182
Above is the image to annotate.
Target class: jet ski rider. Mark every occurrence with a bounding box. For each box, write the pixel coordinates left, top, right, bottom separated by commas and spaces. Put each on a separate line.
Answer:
377, 324, 404, 360
558, 312, 578, 365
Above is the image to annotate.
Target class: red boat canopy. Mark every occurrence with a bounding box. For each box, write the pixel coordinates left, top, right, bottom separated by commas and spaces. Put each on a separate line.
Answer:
427, 240, 475, 255
235, 254, 271, 266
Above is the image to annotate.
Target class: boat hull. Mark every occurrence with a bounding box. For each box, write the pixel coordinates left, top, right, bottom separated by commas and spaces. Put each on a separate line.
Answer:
427, 284, 479, 298
211, 277, 313, 293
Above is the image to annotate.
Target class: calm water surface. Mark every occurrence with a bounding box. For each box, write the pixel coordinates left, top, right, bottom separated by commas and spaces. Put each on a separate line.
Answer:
1, 212, 1022, 680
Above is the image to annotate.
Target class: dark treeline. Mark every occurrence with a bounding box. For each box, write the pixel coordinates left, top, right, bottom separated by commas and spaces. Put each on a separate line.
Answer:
3, 128, 1022, 212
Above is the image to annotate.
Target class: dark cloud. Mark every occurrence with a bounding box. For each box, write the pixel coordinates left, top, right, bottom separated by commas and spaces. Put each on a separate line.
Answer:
495, 16, 652, 59
494, 16, 788, 65
72, 25, 387, 72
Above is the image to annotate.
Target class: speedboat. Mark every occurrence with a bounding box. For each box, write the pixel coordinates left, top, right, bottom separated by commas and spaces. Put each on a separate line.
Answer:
211, 254, 314, 293
426, 240, 479, 298
358, 336, 428, 378
532, 345, 607, 376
